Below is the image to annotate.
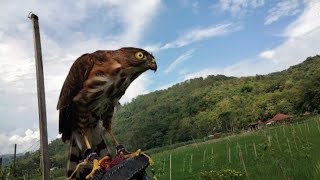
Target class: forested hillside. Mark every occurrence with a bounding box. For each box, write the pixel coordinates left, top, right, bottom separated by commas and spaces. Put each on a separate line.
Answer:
7, 55, 320, 179
113, 55, 320, 150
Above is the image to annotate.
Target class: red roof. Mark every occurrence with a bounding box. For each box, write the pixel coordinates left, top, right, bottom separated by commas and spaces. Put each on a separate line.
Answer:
267, 114, 289, 123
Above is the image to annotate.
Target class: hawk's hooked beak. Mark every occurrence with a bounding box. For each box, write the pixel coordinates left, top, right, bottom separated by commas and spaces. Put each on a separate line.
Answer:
149, 58, 157, 72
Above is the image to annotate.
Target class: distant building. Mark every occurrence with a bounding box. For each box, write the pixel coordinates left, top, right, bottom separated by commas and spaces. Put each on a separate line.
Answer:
246, 122, 259, 131
208, 132, 221, 139
266, 113, 289, 125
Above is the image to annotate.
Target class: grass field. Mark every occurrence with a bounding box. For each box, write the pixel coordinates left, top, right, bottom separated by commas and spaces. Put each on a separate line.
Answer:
9, 116, 319, 180
150, 116, 320, 180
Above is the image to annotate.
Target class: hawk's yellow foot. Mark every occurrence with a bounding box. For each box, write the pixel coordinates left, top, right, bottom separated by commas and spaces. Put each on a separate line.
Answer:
66, 160, 89, 180
140, 151, 154, 166
86, 156, 111, 179
118, 147, 154, 166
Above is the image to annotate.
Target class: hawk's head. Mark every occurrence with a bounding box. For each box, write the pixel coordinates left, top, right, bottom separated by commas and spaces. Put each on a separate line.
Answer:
88, 47, 157, 81
116, 47, 157, 72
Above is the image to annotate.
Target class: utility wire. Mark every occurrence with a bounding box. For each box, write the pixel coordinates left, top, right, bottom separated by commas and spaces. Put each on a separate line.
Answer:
21, 140, 40, 154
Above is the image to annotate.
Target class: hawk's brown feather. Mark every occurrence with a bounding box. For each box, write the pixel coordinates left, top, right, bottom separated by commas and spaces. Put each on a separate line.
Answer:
57, 52, 105, 141
57, 52, 106, 109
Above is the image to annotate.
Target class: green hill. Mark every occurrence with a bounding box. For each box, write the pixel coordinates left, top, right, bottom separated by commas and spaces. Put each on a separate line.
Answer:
113, 55, 320, 150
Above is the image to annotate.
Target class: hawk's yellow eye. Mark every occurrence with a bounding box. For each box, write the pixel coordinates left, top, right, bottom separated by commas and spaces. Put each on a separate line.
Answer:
135, 52, 144, 60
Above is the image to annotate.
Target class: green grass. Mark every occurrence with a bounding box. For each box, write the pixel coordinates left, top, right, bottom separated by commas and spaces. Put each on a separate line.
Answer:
150, 116, 320, 180
15, 116, 320, 179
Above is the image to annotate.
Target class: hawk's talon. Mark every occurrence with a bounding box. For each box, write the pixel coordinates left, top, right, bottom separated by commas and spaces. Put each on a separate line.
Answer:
66, 160, 89, 180
84, 148, 98, 161
140, 151, 154, 166
120, 148, 154, 165
86, 156, 112, 179
85, 159, 100, 179
116, 144, 128, 155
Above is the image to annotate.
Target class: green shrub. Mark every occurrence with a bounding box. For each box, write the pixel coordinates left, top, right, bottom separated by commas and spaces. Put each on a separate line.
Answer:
199, 169, 244, 180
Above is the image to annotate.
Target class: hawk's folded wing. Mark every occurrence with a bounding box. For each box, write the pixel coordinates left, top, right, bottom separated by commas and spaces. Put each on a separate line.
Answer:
57, 53, 98, 141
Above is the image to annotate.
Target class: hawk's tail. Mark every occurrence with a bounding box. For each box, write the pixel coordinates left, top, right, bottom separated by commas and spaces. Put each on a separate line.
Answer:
66, 137, 82, 179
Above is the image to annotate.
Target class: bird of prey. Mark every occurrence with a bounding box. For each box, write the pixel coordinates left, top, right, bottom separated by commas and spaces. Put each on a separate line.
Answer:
57, 47, 157, 179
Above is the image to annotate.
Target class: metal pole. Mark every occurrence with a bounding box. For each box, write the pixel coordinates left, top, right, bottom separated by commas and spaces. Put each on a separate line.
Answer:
29, 13, 50, 180
13, 144, 17, 179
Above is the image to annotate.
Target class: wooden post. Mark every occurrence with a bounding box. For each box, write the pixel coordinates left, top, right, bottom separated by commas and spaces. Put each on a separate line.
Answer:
29, 13, 50, 180
13, 144, 17, 179
169, 153, 172, 180
0, 157, 2, 171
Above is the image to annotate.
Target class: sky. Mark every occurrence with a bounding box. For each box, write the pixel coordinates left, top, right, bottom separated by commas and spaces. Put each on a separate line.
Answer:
0, 0, 319, 155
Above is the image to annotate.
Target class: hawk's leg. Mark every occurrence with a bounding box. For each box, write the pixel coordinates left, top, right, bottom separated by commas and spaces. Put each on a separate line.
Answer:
80, 129, 113, 179
106, 127, 152, 162
107, 129, 133, 156
81, 129, 92, 149
107, 129, 119, 146
104, 120, 147, 158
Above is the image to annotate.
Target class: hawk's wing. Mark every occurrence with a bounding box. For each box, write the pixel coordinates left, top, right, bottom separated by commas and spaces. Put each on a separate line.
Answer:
57, 53, 100, 141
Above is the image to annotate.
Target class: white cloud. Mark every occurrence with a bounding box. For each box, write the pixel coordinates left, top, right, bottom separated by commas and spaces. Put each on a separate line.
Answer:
0, 0, 162, 154
0, 129, 40, 154
259, 29, 320, 67
161, 23, 239, 49
185, 0, 320, 80
216, 0, 264, 16
55, 134, 62, 139
9, 129, 40, 143
264, 0, 301, 25
164, 49, 196, 74
283, 0, 320, 38
110, 0, 162, 44
260, 0, 320, 67
259, 50, 275, 59
0, 0, 162, 82
0, 35, 34, 82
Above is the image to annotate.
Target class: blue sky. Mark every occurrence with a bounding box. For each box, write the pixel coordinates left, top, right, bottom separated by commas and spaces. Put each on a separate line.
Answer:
0, 0, 319, 154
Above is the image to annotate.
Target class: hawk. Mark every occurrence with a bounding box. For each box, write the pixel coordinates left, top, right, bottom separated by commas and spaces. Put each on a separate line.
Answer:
57, 47, 157, 178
